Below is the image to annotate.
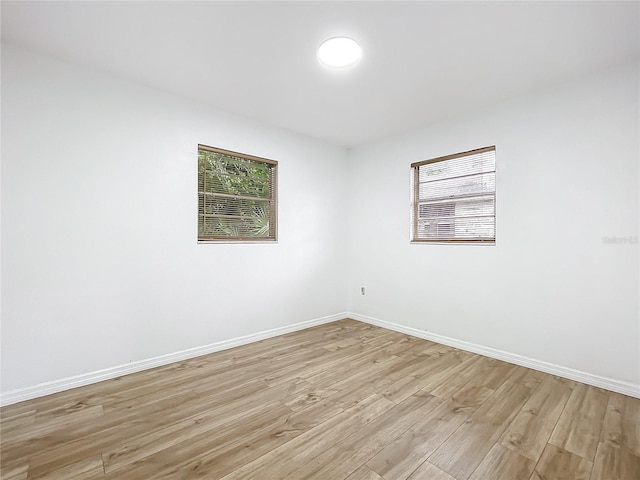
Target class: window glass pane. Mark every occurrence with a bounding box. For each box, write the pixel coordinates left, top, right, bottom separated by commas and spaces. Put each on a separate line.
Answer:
418, 173, 495, 201
201, 216, 271, 238
198, 145, 276, 241
416, 217, 494, 240
413, 147, 495, 243
418, 152, 495, 182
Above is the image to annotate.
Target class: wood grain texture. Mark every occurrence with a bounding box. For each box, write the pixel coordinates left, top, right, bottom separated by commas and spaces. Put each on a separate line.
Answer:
549, 383, 608, 460
600, 391, 640, 456
499, 375, 574, 461
468, 444, 535, 480
1, 319, 638, 480
366, 398, 474, 480
530, 444, 593, 480
406, 461, 456, 480
346, 465, 385, 480
281, 392, 442, 480
428, 369, 539, 479
590, 443, 640, 480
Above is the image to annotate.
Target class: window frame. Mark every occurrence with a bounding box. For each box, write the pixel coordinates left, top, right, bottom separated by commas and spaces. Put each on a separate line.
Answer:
411, 146, 496, 245
198, 144, 278, 243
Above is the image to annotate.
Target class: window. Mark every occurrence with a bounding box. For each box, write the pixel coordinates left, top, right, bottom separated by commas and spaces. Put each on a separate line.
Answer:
412, 146, 495, 243
198, 145, 277, 242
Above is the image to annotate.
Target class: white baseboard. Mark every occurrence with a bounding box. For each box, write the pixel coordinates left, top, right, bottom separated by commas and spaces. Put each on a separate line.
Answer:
347, 312, 640, 399
0, 313, 347, 407
3, 311, 638, 406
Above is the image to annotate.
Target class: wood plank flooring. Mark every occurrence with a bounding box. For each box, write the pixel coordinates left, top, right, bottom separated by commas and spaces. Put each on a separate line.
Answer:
1, 319, 639, 479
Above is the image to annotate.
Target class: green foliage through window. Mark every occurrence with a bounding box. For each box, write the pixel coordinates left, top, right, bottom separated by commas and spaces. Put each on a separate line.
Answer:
198, 145, 277, 241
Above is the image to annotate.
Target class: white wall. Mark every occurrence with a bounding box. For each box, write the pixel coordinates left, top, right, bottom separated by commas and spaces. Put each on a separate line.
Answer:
2, 43, 638, 400
347, 61, 640, 386
1, 44, 348, 393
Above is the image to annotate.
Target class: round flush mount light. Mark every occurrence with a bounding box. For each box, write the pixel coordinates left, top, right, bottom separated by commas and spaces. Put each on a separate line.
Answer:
317, 37, 362, 68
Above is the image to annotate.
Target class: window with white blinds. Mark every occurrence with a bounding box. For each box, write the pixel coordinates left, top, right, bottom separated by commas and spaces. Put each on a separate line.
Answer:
198, 145, 277, 242
412, 146, 496, 243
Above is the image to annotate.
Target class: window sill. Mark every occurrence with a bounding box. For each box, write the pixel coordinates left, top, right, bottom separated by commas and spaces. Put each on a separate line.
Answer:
410, 240, 495, 245
198, 239, 278, 244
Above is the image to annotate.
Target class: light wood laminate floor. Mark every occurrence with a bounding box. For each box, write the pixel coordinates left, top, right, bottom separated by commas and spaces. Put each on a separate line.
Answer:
1, 319, 639, 480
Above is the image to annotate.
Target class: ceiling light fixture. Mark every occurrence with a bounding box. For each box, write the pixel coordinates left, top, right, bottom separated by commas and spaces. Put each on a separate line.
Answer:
317, 37, 362, 68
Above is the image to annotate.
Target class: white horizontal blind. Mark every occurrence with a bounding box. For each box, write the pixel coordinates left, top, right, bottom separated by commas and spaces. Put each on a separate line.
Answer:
198, 145, 277, 242
412, 146, 495, 243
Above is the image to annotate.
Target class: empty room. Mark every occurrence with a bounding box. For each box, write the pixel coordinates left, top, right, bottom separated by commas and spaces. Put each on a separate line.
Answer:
1, 1, 638, 479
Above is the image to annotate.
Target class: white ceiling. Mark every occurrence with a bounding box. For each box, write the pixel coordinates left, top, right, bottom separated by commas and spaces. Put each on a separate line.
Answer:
2, 1, 639, 148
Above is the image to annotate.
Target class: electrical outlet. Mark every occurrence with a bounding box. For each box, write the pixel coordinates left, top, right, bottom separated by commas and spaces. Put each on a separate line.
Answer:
361, 287, 365, 295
